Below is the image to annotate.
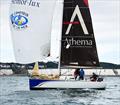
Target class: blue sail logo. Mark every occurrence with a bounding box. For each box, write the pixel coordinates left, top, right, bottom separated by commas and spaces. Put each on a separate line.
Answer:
11, 11, 28, 29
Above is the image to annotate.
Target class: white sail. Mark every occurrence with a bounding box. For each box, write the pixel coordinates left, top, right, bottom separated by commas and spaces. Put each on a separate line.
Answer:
9, 0, 56, 63
50, 0, 64, 59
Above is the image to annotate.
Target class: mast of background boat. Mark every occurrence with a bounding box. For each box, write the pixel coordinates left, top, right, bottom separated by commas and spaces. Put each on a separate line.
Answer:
58, 0, 64, 76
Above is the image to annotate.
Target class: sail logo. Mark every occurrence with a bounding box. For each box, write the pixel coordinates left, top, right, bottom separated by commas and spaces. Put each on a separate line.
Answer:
63, 5, 93, 49
64, 38, 93, 49
11, 11, 28, 29
65, 5, 89, 35
11, 0, 40, 8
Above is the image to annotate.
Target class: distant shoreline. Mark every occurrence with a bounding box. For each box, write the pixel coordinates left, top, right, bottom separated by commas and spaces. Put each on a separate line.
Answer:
0, 75, 119, 77
0, 69, 120, 77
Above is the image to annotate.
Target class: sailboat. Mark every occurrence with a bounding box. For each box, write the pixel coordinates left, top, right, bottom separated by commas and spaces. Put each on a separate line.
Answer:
29, 0, 106, 90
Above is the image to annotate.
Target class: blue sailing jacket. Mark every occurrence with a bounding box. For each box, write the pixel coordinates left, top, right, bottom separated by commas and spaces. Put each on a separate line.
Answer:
79, 68, 85, 77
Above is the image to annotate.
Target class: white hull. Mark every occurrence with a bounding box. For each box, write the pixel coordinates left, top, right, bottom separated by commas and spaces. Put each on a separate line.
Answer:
37, 81, 106, 89
29, 78, 106, 90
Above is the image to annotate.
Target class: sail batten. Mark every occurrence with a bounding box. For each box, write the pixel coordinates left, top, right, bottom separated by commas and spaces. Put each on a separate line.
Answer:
60, 0, 99, 68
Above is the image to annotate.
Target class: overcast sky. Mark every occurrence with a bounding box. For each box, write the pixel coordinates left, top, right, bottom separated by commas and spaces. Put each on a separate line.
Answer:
0, 0, 120, 64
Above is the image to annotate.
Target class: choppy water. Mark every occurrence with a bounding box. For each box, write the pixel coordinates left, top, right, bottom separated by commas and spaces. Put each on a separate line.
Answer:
0, 76, 120, 105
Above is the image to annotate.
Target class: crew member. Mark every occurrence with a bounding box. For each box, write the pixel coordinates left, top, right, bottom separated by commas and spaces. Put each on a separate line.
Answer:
74, 68, 79, 80
79, 68, 85, 80
90, 72, 99, 81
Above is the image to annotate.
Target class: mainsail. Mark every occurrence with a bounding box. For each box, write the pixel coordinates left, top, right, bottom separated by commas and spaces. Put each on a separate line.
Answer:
60, 0, 99, 67
9, 0, 56, 63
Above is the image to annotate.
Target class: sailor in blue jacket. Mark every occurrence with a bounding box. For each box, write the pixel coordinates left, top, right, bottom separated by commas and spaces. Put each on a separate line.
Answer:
79, 68, 85, 80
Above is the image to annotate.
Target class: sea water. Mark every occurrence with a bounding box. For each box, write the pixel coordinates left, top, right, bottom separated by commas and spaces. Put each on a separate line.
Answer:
0, 76, 120, 105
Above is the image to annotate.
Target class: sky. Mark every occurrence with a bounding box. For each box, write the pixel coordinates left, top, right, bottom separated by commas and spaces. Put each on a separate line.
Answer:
0, 0, 120, 64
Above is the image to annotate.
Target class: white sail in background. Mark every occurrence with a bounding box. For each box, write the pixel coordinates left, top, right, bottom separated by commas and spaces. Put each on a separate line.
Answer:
9, 0, 56, 63
50, 0, 64, 59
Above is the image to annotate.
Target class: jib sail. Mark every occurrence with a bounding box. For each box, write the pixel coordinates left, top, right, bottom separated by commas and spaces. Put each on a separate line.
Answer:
9, 0, 56, 63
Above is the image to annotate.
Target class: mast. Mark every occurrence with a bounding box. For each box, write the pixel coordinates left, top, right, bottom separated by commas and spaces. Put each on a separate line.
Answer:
58, 0, 64, 76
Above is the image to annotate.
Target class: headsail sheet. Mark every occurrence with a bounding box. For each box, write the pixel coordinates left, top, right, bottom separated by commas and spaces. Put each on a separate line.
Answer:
60, 0, 99, 67
9, 0, 56, 63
